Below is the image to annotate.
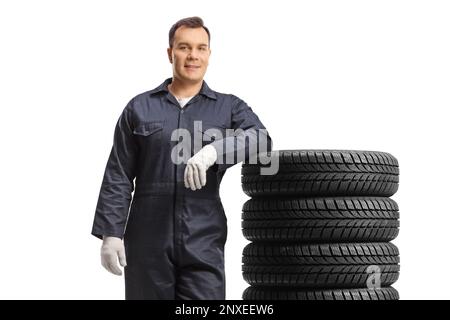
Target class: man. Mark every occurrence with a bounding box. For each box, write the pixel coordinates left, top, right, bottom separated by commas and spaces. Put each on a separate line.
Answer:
92, 16, 272, 300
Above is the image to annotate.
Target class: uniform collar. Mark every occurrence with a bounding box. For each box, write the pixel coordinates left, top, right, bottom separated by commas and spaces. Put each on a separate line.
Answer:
149, 77, 217, 100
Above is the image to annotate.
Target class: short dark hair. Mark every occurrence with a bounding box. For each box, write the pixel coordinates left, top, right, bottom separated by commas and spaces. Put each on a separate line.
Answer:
169, 16, 210, 48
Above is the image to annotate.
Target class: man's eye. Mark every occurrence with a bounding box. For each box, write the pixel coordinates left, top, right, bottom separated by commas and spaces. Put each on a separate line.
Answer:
179, 46, 187, 50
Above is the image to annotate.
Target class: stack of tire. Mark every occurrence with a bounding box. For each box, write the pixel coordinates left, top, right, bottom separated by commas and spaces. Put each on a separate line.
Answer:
240, 150, 400, 300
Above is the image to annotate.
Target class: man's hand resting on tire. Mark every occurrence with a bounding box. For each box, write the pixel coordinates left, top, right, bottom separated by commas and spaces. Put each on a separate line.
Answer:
184, 144, 218, 190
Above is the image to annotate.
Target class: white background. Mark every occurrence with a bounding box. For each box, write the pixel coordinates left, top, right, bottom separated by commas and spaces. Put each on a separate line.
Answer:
0, 0, 449, 300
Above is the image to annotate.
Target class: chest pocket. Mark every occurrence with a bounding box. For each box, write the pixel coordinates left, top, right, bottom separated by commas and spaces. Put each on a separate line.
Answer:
133, 121, 164, 136
197, 121, 232, 144
133, 121, 164, 151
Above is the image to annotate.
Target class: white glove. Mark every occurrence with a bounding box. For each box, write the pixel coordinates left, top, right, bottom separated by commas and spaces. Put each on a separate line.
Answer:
101, 236, 127, 276
184, 144, 218, 190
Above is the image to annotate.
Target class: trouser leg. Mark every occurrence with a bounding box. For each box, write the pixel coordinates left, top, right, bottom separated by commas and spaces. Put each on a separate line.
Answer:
124, 251, 176, 300
123, 195, 176, 300
175, 245, 226, 300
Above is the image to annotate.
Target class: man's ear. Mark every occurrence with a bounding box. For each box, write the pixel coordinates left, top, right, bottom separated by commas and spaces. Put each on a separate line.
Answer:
167, 48, 173, 64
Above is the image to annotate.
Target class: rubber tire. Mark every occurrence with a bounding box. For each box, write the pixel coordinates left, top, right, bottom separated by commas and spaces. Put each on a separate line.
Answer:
241, 150, 399, 197
242, 242, 399, 288
242, 197, 399, 243
242, 286, 399, 300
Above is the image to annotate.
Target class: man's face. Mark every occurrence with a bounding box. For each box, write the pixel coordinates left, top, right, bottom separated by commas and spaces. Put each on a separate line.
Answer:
167, 26, 211, 84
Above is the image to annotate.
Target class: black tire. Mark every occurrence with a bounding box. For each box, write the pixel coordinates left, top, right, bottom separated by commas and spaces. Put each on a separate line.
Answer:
242, 197, 399, 243
242, 286, 399, 300
242, 242, 399, 288
241, 150, 399, 197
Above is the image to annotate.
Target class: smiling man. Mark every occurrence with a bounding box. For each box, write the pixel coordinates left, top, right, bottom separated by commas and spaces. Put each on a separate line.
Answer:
92, 16, 272, 300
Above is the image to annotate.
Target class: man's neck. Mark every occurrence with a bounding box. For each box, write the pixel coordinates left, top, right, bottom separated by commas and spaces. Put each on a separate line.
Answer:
168, 77, 203, 98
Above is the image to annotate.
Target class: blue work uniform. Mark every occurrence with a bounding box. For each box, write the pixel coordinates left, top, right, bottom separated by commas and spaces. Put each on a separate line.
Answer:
92, 77, 272, 300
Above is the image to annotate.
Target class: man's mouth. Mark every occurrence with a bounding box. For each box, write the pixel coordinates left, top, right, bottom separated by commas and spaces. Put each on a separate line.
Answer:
185, 65, 200, 69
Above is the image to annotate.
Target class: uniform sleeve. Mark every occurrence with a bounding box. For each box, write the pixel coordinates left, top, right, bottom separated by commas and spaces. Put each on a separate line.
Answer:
91, 101, 138, 240
209, 95, 273, 172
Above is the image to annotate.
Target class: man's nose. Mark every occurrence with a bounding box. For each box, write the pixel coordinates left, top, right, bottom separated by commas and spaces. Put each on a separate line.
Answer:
187, 49, 200, 60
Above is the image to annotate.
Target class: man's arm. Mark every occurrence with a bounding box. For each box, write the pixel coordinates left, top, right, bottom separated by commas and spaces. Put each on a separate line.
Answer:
91, 99, 137, 240
209, 95, 273, 172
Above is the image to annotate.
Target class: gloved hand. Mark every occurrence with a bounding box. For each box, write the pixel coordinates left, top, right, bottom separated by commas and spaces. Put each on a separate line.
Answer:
101, 236, 127, 276
184, 144, 218, 190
